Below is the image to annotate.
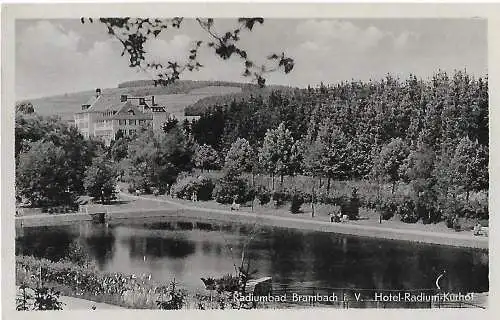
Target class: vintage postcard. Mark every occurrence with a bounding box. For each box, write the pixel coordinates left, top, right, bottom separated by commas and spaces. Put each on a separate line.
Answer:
1, 2, 498, 320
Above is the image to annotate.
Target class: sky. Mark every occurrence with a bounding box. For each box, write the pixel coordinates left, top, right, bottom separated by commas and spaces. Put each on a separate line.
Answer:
15, 18, 487, 100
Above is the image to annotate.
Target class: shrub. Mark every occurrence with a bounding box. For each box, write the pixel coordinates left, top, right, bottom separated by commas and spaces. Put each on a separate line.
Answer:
255, 186, 271, 205
156, 280, 187, 310
339, 189, 360, 220
463, 199, 488, 219
127, 185, 136, 194
397, 199, 419, 223
380, 206, 394, 220
213, 174, 253, 204
271, 191, 289, 207
16, 255, 176, 309
33, 287, 64, 310
63, 240, 92, 267
171, 175, 215, 201
290, 192, 304, 214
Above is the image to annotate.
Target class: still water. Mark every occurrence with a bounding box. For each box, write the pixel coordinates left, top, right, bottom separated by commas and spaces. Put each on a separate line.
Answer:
16, 218, 489, 293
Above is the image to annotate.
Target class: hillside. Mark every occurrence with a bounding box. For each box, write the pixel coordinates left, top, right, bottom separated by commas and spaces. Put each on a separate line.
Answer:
185, 85, 299, 116
19, 80, 274, 121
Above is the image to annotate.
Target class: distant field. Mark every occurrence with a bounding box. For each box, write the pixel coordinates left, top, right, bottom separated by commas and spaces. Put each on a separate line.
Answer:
21, 83, 243, 121
153, 86, 242, 119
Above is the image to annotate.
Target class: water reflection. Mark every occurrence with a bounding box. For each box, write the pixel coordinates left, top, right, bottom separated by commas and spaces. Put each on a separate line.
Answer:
16, 220, 489, 293
16, 226, 77, 261
127, 235, 196, 259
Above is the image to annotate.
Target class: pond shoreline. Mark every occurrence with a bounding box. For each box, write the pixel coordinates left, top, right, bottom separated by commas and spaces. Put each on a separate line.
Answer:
16, 194, 488, 250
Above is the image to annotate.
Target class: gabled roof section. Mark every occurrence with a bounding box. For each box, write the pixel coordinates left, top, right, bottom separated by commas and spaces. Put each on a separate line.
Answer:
83, 95, 99, 106
111, 103, 153, 120
86, 94, 129, 112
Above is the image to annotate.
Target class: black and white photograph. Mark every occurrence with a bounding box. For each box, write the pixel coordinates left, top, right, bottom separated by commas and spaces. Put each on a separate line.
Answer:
2, 2, 495, 314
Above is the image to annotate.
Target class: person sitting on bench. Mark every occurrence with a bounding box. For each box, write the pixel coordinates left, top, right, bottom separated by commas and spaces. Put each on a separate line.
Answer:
231, 196, 240, 211
473, 223, 482, 236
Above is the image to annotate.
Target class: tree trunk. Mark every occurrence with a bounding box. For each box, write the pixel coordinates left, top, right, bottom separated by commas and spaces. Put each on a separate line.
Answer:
466, 190, 470, 203
391, 181, 396, 194
327, 176, 331, 194
280, 174, 284, 187
311, 177, 316, 218
272, 174, 275, 191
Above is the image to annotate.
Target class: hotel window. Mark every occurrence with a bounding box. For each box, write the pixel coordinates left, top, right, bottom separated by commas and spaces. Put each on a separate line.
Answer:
129, 129, 136, 135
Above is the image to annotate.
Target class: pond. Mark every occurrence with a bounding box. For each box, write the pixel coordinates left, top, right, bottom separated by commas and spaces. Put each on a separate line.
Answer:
16, 218, 489, 294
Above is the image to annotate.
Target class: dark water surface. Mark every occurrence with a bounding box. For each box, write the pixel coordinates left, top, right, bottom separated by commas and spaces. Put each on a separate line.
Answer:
16, 218, 489, 293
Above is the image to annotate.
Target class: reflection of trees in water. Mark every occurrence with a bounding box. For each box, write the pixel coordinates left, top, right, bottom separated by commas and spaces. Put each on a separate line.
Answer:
17, 224, 489, 294
266, 231, 489, 293
16, 226, 77, 262
200, 240, 225, 257
127, 236, 196, 260
82, 226, 116, 269
431, 248, 489, 292
147, 222, 176, 230
302, 233, 381, 290
267, 229, 306, 284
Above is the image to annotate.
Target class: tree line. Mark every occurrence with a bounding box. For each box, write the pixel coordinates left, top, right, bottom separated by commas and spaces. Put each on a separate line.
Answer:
188, 70, 488, 224
15, 70, 488, 227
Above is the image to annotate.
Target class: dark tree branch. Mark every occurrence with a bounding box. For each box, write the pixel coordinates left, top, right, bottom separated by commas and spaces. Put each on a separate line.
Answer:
81, 17, 294, 88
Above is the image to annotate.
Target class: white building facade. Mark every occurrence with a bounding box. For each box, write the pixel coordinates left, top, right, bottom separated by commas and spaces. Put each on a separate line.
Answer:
74, 89, 169, 145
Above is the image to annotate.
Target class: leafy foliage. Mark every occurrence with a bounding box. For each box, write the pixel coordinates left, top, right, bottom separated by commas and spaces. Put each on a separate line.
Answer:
125, 127, 194, 192
258, 122, 300, 186
290, 192, 305, 214
82, 18, 294, 87
194, 144, 220, 172
171, 175, 215, 201
187, 71, 488, 225
16, 284, 65, 311
156, 280, 187, 310
223, 138, 255, 175
449, 136, 488, 199
15, 113, 101, 207
16, 255, 179, 309
212, 174, 253, 204
16, 102, 35, 114
84, 155, 117, 203
371, 138, 409, 193
62, 240, 93, 268
16, 141, 71, 207
33, 287, 64, 310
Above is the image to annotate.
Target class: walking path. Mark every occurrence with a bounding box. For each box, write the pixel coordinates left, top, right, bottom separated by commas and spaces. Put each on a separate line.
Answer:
16, 286, 124, 310
116, 192, 488, 249
16, 192, 488, 249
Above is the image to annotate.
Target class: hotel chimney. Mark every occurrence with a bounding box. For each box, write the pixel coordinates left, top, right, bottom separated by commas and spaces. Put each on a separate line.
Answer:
96, 88, 101, 97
